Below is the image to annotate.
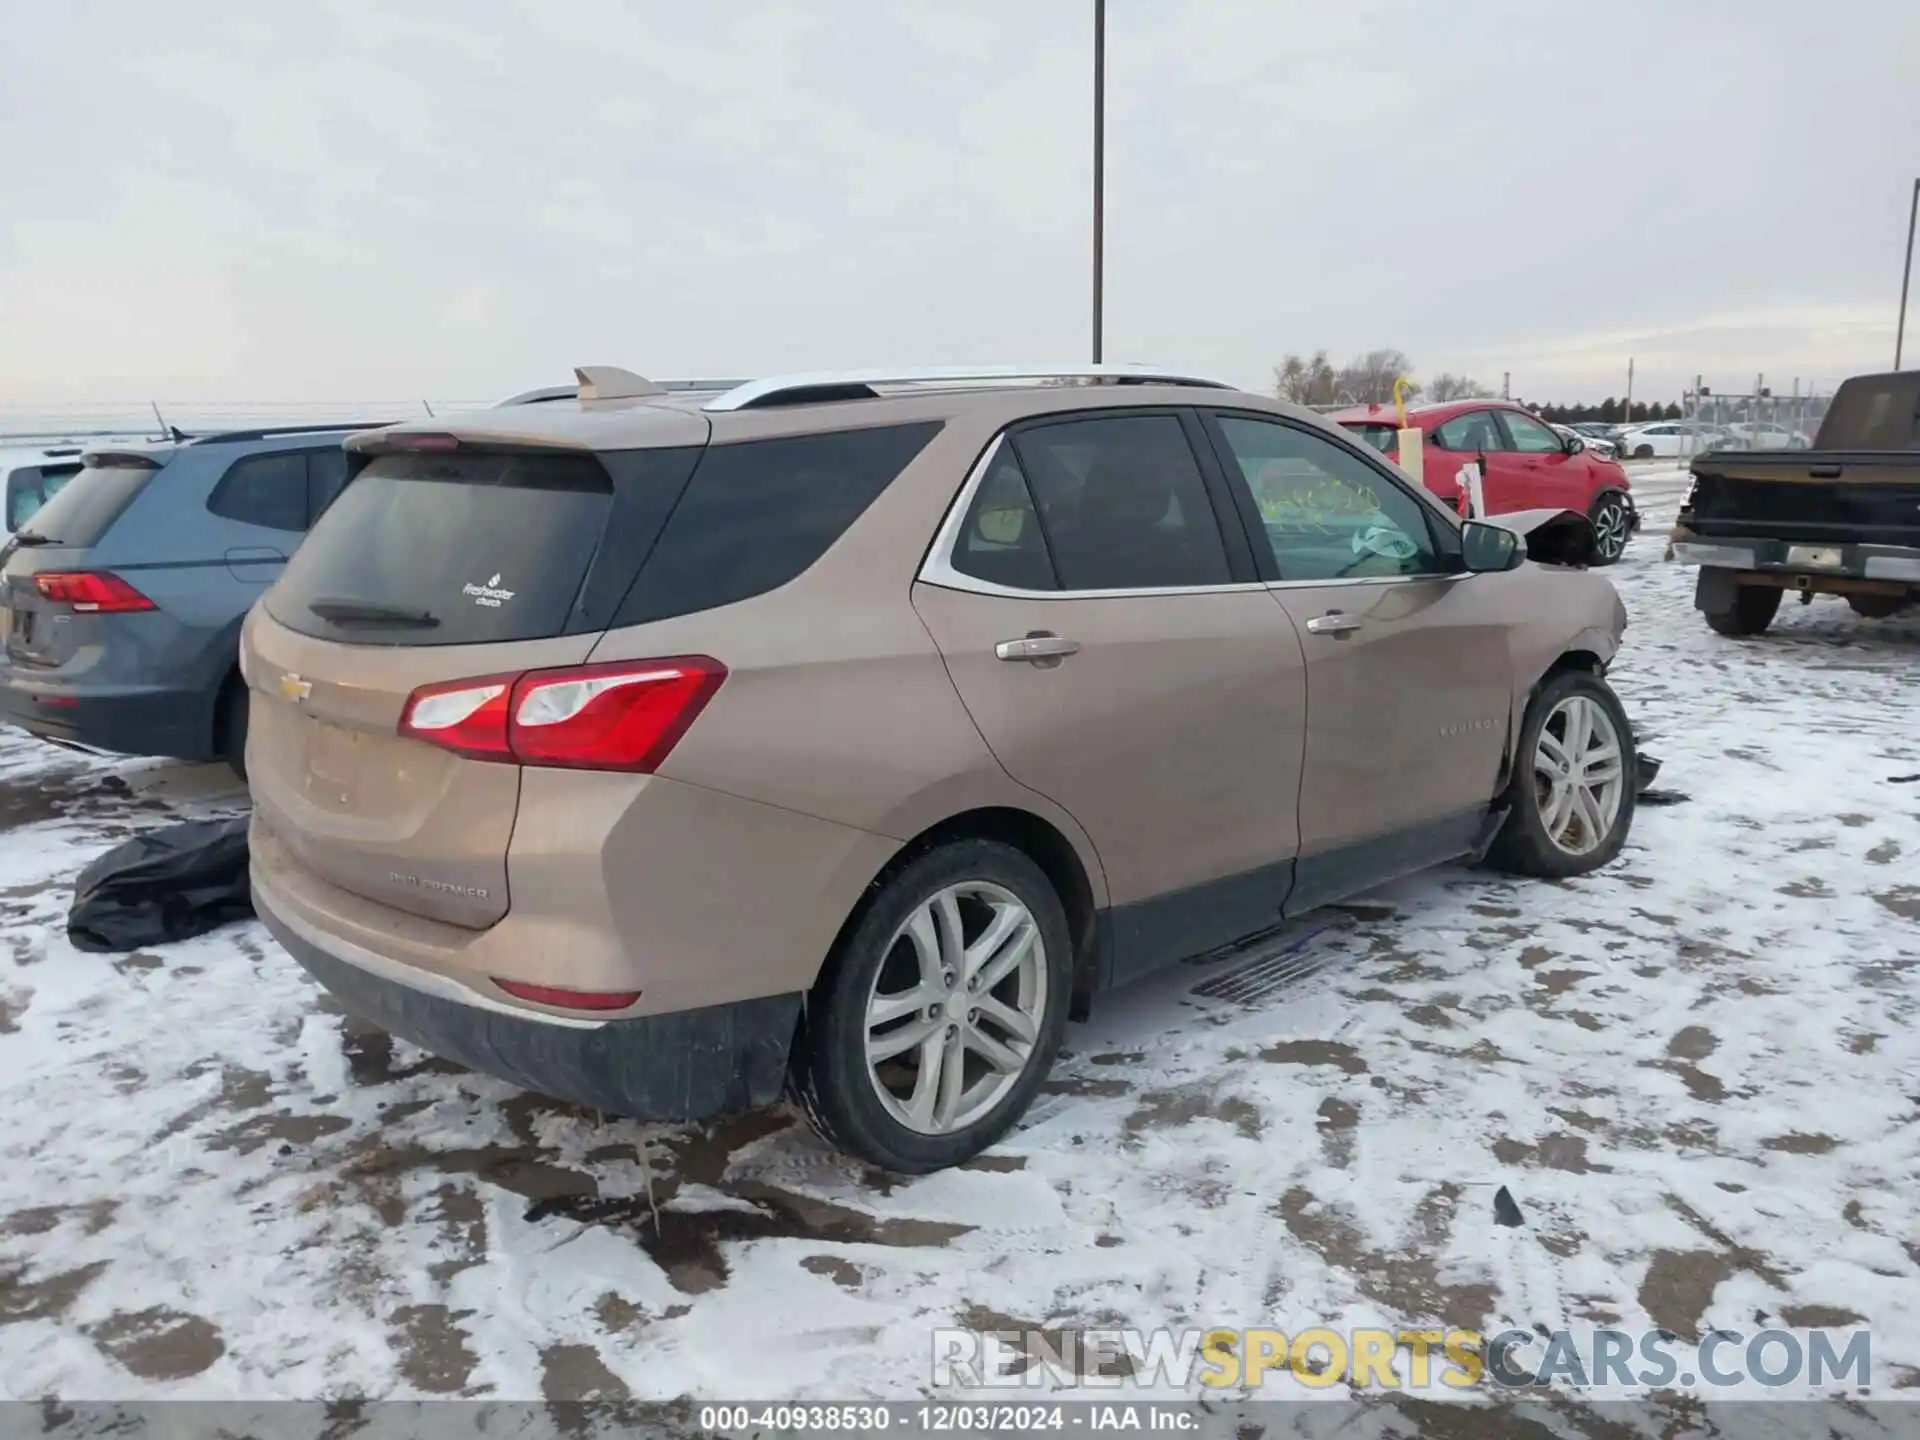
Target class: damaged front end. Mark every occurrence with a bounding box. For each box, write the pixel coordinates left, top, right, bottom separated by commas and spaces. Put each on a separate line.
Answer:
1486, 508, 1602, 568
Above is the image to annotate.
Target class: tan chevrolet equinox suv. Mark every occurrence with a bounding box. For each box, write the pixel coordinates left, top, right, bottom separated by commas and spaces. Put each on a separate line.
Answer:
243, 364, 1637, 1173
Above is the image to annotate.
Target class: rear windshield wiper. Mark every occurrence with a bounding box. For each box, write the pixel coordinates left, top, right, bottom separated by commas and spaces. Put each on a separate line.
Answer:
306, 597, 440, 628
10, 530, 55, 546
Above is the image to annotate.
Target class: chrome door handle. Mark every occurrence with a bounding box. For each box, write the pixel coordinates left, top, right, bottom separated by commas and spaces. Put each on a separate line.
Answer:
995, 632, 1081, 663
1305, 612, 1364, 637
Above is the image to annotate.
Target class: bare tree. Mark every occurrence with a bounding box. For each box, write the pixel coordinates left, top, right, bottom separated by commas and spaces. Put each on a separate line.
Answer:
1332, 349, 1416, 405
1424, 372, 1492, 403
1273, 350, 1338, 406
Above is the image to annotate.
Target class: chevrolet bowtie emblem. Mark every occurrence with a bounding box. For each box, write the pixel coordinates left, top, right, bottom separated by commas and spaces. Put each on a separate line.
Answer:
278, 673, 312, 702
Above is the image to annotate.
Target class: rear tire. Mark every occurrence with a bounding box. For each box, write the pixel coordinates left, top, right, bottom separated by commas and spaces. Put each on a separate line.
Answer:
789, 839, 1071, 1174
217, 675, 250, 783
1587, 493, 1630, 565
1484, 671, 1637, 880
1703, 585, 1781, 637
1847, 594, 1909, 620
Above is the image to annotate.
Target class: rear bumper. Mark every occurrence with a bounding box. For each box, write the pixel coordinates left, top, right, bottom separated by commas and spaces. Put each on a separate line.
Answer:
1670, 535, 1920, 585
257, 884, 802, 1121
0, 671, 212, 759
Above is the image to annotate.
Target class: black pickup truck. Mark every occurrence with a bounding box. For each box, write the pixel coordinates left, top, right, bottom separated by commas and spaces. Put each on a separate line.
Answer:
1670, 370, 1920, 635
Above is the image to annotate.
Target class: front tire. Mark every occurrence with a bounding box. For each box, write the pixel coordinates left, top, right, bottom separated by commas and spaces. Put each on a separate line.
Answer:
1588, 493, 1630, 565
1703, 584, 1781, 637
1484, 672, 1636, 879
790, 839, 1072, 1174
1632, 444, 1655, 459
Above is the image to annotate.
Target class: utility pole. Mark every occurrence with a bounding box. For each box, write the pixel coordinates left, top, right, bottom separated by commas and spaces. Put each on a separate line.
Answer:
1091, 0, 1106, 365
1501, 371, 1510, 400
1625, 358, 1634, 420
1898, 176, 1919, 370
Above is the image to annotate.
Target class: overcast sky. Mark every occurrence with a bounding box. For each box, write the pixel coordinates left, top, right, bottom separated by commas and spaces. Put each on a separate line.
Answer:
3, 0, 1916, 411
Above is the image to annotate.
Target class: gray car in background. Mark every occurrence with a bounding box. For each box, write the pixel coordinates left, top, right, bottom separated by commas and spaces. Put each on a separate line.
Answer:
0, 425, 374, 777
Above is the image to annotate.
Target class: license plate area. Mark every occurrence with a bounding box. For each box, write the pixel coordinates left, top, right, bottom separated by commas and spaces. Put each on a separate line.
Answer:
1786, 545, 1844, 569
304, 719, 370, 809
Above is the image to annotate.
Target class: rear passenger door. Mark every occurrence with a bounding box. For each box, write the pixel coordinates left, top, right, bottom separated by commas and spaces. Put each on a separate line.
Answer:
912, 409, 1310, 985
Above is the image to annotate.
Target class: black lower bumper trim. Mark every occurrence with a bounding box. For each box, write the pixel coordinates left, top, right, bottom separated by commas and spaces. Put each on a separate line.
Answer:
260, 902, 802, 1122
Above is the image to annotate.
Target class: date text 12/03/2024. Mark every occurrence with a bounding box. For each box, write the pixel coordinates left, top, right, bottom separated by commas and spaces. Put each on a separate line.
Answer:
698, 1405, 1194, 1433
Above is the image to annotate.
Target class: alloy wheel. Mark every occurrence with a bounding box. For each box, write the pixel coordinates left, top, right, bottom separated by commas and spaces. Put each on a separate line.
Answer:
863, 881, 1048, 1135
1533, 695, 1627, 856
1592, 498, 1629, 562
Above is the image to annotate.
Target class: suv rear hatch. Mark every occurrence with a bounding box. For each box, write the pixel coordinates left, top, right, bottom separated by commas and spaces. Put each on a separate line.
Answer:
1, 451, 165, 669
246, 423, 707, 929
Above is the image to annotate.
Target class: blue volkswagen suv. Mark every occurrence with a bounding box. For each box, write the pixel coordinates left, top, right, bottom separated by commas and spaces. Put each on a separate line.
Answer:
0, 425, 379, 778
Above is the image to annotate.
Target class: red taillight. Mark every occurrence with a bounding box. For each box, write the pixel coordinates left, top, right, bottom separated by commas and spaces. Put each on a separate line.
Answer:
494, 979, 640, 1011
395, 672, 517, 760
397, 656, 726, 772
32, 571, 155, 613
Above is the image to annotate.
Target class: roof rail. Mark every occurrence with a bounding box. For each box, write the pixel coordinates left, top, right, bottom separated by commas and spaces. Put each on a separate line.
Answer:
187, 421, 392, 445
701, 364, 1236, 413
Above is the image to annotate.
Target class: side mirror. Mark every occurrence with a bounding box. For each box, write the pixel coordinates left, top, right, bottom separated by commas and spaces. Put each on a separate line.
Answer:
1460, 520, 1523, 573
1565, 434, 1585, 454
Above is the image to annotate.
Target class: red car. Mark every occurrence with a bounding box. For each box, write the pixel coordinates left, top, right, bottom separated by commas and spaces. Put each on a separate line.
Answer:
1330, 400, 1639, 564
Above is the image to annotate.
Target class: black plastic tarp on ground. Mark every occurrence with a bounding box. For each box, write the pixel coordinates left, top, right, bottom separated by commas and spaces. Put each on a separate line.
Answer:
67, 817, 253, 953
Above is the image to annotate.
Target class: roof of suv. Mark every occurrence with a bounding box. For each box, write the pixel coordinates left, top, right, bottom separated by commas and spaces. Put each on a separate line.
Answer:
349, 364, 1276, 455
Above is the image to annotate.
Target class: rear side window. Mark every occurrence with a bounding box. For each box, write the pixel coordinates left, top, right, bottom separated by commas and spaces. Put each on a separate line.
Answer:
949, 446, 1059, 591
1009, 414, 1230, 590
267, 451, 614, 646
9, 459, 156, 547
207, 450, 309, 532
615, 422, 940, 625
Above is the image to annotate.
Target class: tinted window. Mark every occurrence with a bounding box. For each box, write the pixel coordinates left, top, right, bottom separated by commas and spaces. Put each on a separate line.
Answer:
1499, 412, 1563, 453
9, 459, 156, 547
267, 451, 613, 646
1433, 411, 1501, 452
1214, 416, 1439, 582
617, 422, 940, 625
948, 446, 1058, 591
1010, 414, 1229, 590
207, 451, 309, 532
307, 449, 351, 522
6, 468, 46, 531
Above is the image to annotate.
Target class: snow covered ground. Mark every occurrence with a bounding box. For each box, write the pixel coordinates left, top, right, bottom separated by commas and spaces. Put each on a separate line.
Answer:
1, 470, 1916, 1417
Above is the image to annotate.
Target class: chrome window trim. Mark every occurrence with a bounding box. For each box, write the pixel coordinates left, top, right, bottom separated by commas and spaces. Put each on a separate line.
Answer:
916, 431, 1467, 601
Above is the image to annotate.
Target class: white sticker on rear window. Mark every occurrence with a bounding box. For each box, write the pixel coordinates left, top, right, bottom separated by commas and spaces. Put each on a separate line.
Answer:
462, 573, 516, 608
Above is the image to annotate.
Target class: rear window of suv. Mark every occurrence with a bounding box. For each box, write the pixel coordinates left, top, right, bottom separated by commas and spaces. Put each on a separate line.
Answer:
267, 450, 616, 646
8, 457, 158, 548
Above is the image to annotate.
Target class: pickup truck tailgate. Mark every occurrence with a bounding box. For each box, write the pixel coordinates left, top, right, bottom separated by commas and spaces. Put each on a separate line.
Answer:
1686, 455, 1920, 549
